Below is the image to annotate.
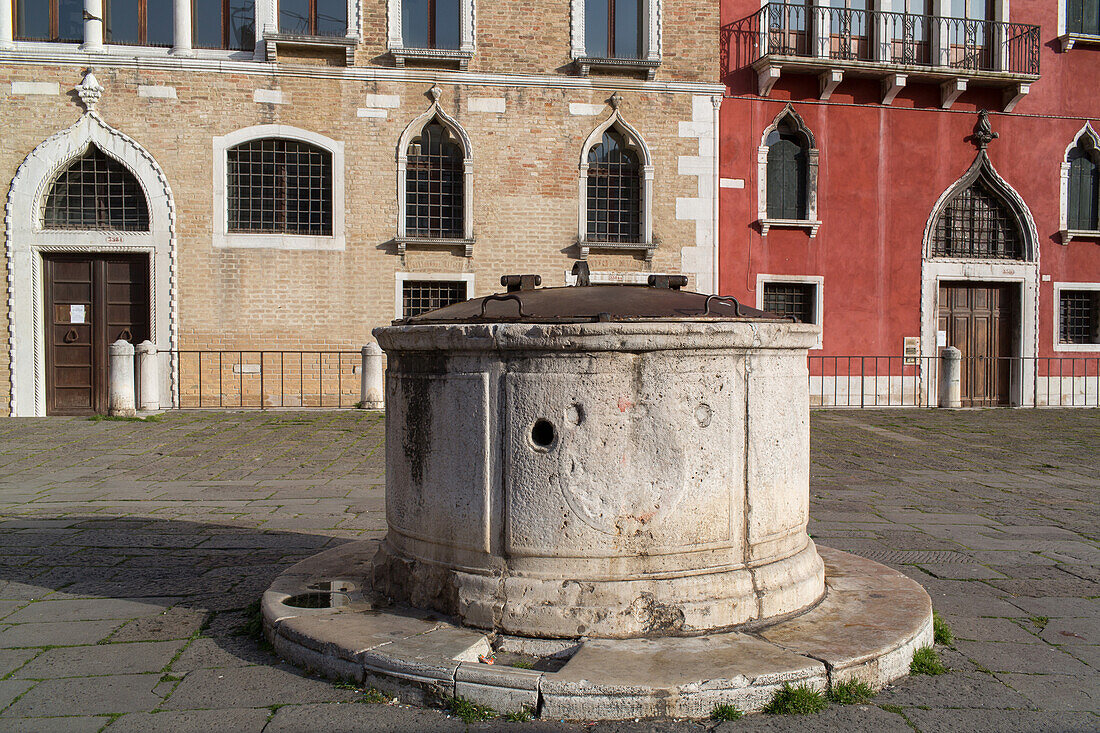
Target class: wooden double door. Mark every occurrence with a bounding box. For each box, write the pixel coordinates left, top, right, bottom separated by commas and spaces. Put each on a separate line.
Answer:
938, 282, 1018, 407
45, 255, 150, 415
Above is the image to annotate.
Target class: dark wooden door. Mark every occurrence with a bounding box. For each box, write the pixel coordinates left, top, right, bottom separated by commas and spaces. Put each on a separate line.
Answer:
45, 255, 149, 415
938, 282, 1016, 407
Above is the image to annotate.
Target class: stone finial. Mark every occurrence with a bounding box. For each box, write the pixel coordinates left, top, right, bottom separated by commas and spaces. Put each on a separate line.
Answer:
609, 92, 623, 110
970, 110, 998, 151
429, 85, 442, 103
76, 71, 103, 112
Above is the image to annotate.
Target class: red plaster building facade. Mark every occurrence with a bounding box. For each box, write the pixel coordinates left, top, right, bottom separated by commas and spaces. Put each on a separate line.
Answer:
719, 1, 1100, 406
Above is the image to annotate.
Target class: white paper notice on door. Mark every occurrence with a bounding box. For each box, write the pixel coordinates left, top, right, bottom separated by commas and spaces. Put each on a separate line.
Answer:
936, 330, 947, 347
70, 304, 86, 324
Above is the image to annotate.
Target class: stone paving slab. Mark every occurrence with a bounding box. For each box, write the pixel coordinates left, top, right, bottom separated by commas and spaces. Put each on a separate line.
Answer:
12, 640, 186, 679
0, 409, 1095, 731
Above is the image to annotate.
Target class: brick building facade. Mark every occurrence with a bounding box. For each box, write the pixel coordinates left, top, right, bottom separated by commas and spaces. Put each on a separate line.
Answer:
719, 0, 1100, 406
0, 0, 723, 415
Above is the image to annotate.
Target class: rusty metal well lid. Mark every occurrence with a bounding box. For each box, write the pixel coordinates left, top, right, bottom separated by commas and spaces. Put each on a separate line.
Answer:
399, 272, 791, 325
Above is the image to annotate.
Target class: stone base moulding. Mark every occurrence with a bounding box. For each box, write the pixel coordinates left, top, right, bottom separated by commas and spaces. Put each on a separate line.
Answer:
261, 543, 933, 721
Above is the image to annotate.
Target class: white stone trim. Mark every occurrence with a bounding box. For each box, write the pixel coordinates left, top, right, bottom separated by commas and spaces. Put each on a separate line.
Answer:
5, 110, 178, 416
577, 101, 654, 260
394, 272, 476, 320
757, 104, 820, 237
756, 274, 824, 349
1053, 282, 1100, 352
676, 95, 722, 294
395, 87, 474, 245
571, 0, 661, 63
11, 81, 59, 95
1059, 122, 1100, 244
920, 151, 1040, 406
211, 124, 345, 251
388, 0, 476, 53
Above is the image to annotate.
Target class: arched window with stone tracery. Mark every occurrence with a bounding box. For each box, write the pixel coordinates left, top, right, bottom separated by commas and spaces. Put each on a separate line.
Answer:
42, 146, 150, 232
405, 118, 465, 240
586, 127, 643, 243
931, 178, 1023, 260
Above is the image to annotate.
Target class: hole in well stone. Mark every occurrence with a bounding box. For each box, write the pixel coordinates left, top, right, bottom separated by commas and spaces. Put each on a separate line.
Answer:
565, 403, 585, 426
531, 419, 556, 448
283, 593, 336, 608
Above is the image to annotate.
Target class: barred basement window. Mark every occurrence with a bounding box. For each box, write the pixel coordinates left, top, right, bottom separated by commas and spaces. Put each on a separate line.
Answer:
762, 282, 816, 323
931, 179, 1023, 259
402, 280, 467, 318
586, 128, 641, 243
405, 120, 464, 239
227, 139, 333, 235
42, 147, 150, 231
1060, 290, 1100, 344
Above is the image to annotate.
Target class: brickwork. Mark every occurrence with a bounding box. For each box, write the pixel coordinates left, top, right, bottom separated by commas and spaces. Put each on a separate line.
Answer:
0, 0, 722, 415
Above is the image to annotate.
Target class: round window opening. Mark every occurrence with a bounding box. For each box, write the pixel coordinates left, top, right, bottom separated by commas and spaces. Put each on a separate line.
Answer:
531, 419, 556, 449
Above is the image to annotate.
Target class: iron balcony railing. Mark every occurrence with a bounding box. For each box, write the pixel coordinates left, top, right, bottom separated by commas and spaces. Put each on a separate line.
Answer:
723, 3, 1040, 76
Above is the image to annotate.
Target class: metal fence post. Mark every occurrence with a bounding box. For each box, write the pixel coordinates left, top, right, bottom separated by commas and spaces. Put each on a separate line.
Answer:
108, 340, 137, 417
360, 343, 385, 410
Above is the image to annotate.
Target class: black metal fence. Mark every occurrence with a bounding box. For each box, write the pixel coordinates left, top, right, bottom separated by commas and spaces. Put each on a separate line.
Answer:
722, 3, 1040, 76
170, 350, 362, 409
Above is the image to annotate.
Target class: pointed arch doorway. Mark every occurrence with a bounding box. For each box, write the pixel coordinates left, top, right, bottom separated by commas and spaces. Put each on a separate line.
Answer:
921, 148, 1039, 407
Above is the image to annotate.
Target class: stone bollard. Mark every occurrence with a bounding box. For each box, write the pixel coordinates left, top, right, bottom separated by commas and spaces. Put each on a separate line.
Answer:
360, 343, 385, 410
135, 340, 159, 411
108, 339, 137, 417
938, 346, 962, 408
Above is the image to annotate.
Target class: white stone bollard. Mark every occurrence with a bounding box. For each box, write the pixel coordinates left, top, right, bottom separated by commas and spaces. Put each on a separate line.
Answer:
108, 339, 137, 417
938, 346, 962, 409
360, 343, 385, 409
136, 340, 159, 412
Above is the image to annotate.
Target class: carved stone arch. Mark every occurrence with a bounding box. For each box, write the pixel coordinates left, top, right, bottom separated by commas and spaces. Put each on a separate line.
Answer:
5, 107, 177, 416
1060, 122, 1100, 241
757, 103, 820, 236
921, 150, 1039, 262
396, 87, 474, 252
577, 102, 655, 260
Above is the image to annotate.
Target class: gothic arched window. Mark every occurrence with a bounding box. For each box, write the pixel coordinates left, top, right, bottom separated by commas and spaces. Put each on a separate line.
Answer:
1068, 139, 1100, 232
766, 118, 809, 221
42, 146, 150, 231
586, 127, 642, 243
931, 178, 1023, 259
405, 118, 465, 239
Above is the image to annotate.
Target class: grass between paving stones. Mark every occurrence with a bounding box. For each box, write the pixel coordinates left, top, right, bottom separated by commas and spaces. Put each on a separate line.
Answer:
762, 683, 829, 715
827, 680, 875, 705
932, 611, 954, 645
445, 695, 497, 723
502, 707, 534, 722
880, 703, 920, 732
910, 646, 947, 675
87, 413, 166, 423
1028, 615, 1049, 631
238, 600, 274, 653
710, 703, 743, 721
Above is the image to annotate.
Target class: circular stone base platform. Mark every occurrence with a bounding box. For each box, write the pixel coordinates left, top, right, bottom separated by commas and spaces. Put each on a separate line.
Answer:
261, 543, 932, 721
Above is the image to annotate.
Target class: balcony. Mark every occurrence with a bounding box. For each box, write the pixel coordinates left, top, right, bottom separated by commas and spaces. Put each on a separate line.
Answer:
722, 3, 1040, 111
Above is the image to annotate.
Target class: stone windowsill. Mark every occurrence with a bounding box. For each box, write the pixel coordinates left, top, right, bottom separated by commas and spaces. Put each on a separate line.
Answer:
391, 47, 473, 70
575, 56, 661, 80
759, 218, 821, 238
395, 236, 475, 257
578, 239, 656, 262
1058, 33, 1100, 52
263, 33, 358, 65
1060, 229, 1100, 245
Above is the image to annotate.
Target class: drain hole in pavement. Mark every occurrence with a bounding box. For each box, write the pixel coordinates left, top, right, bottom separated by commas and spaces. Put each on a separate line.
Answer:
284, 593, 336, 608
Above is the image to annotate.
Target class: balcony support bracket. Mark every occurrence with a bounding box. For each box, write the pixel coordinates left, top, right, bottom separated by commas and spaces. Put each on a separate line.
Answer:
940, 78, 967, 109
1002, 83, 1029, 113
818, 69, 844, 101
881, 73, 907, 105
757, 64, 781, 97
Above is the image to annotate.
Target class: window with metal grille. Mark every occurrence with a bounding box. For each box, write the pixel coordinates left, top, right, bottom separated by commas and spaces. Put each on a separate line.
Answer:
279, 0, 348, 36
13, 0, 84, 42
42, 147, 150, 231
193, 0, 255, 50
762, 282, 816, 323
931, 179, 1023, 259
1067, 0, 1100, 35
766, 118, 809, 220
1068, 141, 1100, 231
586, 128, 642, 243
227, 139, 333, 236
402, 0, 461, 49
1060, 290, 1100, 344
402, 280, 467, 318
405, 120, 465, 239
585, 0, 643, 59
